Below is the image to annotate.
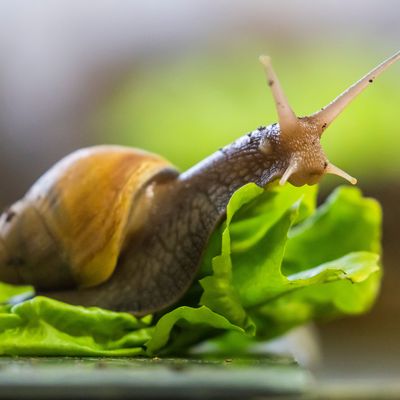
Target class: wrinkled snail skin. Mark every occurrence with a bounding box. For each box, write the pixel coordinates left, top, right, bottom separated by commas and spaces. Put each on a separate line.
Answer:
0, 51, 399, 315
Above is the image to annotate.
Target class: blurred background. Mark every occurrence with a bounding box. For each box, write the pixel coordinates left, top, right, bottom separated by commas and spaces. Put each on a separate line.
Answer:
0, 0, 399, 384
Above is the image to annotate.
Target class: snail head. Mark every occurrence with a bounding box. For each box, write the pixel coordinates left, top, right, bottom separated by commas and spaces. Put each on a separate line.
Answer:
259, 51, 400, 187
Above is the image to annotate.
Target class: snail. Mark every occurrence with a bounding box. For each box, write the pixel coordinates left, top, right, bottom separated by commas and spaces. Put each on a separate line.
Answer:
0, 51, 399, 315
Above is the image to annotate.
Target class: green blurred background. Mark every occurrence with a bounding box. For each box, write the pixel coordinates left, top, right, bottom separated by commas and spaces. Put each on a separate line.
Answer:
0, 0, 399, 385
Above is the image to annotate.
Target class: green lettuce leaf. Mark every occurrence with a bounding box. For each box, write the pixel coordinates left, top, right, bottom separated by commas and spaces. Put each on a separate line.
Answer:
251, 254, 381, 340
0, 184, 382, 356
146, 305, 243, 355
0, 296, 152, 356
0, 282, 33, 304
196, 184, 381, 346
283, 186, 381, 275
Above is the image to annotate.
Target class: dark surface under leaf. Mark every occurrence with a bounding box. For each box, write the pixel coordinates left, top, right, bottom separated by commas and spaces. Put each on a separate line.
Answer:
0, 356, 312, 399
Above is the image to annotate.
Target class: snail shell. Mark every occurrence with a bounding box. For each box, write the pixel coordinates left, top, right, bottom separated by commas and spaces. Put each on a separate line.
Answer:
0, 145, 177, 291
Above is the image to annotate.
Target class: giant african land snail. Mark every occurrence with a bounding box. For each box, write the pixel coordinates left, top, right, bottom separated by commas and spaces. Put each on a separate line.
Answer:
1, 51, 399, 315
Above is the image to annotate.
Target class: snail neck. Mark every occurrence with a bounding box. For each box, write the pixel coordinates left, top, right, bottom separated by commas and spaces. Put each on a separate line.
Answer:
116, 126, 278, 312
178, 127, 276, 214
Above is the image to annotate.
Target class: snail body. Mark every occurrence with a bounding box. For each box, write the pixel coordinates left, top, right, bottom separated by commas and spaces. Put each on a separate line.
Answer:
0, 52, 399, 315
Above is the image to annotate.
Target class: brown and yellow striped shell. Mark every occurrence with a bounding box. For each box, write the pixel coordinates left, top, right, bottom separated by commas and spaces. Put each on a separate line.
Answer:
0, 145, 176, 291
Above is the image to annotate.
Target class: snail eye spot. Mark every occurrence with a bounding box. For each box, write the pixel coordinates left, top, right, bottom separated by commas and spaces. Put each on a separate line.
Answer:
4, 209, 16, 223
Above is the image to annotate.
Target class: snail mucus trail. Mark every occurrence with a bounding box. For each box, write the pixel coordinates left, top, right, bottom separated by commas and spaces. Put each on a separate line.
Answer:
0, 51, 399, 315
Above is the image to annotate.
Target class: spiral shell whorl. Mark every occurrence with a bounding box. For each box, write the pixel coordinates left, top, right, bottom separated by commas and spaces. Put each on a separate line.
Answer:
0, 145, 176, 291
